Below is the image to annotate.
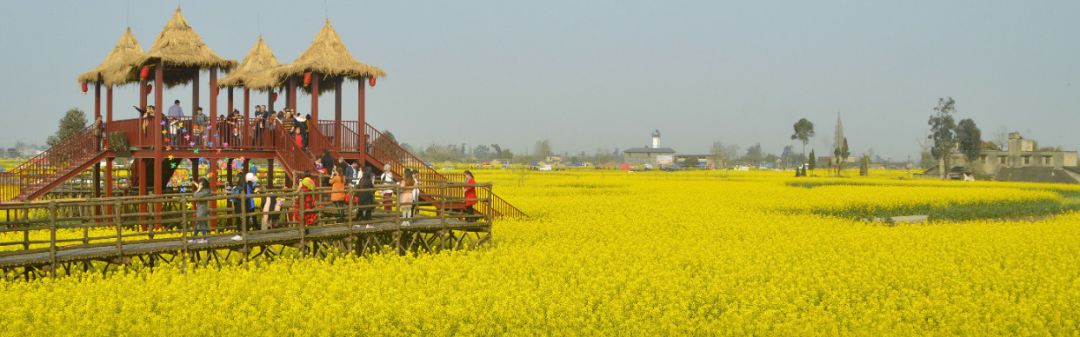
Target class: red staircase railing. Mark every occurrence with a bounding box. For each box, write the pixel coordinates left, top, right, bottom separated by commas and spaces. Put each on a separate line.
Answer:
363, 123, 527, 218
1, 127, 105, 202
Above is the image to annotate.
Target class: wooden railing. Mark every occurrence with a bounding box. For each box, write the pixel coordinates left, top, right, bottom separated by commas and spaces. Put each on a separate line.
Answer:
317, 120, 361, 153
0, 126, 104, 202
0, 182, 494, 275
363, 123, 527, 218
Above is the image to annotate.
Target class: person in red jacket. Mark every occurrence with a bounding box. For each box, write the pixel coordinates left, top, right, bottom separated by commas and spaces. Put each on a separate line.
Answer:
463, 170, 477, 222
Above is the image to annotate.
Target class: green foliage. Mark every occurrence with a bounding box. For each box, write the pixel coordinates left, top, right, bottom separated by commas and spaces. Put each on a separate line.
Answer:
47, 108, 87, 146
957, 118, 982, 170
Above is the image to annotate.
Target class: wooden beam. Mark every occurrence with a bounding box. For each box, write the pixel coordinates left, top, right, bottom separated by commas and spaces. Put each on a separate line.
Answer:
358, 79, 366, 159
244, 88, 250, 146
311, 72, 320, 122
227, 86, 234, 116
335, 79, 342, 148
154, 64, 164, 196
288, 77, 297, 111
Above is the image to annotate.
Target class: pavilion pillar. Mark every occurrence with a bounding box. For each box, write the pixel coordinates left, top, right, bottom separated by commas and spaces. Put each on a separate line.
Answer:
154, 64, 164, 196
358, 79, 366, 158
93, 82, 102, 217
268, 91, 275, 112
105, 85, 114, 201
227, 87, 234, 116
267, 159, 275, 188
192, 71, 200, 119
311, 72, 320, 123
244, 88, 250, 146
288, 77, 297, 112
139, 77, 147, 143
191, 158, 199, 181
334, 79, 342, 149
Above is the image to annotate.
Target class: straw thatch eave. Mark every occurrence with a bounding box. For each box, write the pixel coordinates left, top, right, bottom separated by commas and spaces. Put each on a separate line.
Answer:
274, 20, 386, 92
77, 27, 147, 87
219, 36, 282, 90
141, 7, 237, 87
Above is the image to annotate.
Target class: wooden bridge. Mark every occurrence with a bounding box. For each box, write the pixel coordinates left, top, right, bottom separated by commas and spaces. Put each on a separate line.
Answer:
0, 182, 495, 280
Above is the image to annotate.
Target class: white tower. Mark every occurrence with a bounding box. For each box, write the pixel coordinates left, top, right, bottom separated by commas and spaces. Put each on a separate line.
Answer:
652, 130, 661, 148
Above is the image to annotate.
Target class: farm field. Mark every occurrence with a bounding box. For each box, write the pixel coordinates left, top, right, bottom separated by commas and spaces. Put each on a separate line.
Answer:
2, 169, 1080, 336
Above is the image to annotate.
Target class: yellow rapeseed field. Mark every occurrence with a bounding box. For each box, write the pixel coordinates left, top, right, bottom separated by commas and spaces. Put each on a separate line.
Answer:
2, 169, 1080, 336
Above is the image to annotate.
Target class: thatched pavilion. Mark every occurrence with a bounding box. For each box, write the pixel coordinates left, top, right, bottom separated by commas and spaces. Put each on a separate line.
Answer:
77, 26, 146, 201
218, 36, 283, 186
139, 7, 236, 196
275, 20, 386, 153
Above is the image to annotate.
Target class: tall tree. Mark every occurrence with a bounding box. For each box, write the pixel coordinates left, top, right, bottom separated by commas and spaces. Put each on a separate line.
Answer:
956, 118, 982, 173
791, 118, 815, 157
744, 143, 764, 165
808, 149, 816, 173
834, 137, 850, 176
47, 108, 87, 146
710, 142, 739, 168
928, 97, 958, 179
534, 139, 553, 161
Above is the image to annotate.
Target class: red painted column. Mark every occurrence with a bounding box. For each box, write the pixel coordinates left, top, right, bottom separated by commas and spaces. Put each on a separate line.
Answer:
244, 88, 250, 146
139, 77, 147, 145
358, 79, 366, 159
208, 68, 220, 232
267, 159, 275, 188
93, 83, 102, 218
288, 77, 297, 112
334, 79, 342, 149
311, 72, 320, 123
105, 85, 113, 201
154, 64, 164, 197
227, 87, 234, 116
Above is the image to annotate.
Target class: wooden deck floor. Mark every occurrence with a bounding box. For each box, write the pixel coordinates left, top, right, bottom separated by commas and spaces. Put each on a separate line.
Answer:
0, 218, 489, 269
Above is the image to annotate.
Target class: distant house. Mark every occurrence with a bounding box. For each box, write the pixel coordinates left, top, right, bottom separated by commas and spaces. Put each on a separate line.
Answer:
944, 132, 1080, 183
623, 130, 676, 166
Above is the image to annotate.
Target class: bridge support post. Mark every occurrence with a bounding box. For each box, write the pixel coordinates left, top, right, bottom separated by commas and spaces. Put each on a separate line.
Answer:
358, 79, 366, 161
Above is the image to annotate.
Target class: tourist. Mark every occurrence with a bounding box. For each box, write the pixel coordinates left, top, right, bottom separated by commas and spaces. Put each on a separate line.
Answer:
320, 150, 335, 186
293, 171, 318, 226
350, 161, 363, 186
380, 164, 395, 211
330, 166, 347, 223
193, 107, 207, 146
294, 128, 303, 149
245, 170, 259, 227
354, 166, 376, 222
294, 113, 309, 150
167, 100, 184, 145
261, 188, 284, 230
399, 170, 417, 226
134, 105, 155, 134
463, 170, 478, 222
91, 114, 103, 150
282, 109, 295, 134
190, 177, 211, 244
253, 106, 266, 146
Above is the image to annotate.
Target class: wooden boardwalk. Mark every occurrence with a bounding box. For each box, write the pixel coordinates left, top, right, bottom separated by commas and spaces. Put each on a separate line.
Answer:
1, 183, 494, 280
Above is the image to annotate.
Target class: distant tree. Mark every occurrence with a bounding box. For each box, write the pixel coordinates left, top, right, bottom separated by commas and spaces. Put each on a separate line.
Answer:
533, 139, 553, 161
47, 108, 87, 147
710, 142, 739, 168
808, 149, 817, 173
744, 143, 764, 165
382, 130, 397, 143
859, 154, 871, 176
928, 97, 958, 179
981, 141, 1000, 151
956, 118, 982, 173
473, 144, 492, 161
780, 145, 797, 168
834, 137, 850, 176
791, 118, 815, 157
683, 156, 699, 168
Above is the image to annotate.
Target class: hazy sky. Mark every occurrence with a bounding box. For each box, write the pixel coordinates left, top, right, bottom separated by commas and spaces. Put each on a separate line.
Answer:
1, 1, 1077, 160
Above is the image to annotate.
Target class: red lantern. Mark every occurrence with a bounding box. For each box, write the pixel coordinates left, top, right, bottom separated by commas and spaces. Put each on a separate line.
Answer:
81, 82, 88, 94
270, 92, 278, 102
145, 83, 153, 95
140, 66, 150, 80
368, 77, 376, 88
303, 72, 312, 86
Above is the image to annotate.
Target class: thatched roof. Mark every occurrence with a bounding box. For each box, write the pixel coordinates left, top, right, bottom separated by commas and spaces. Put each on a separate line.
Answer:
78, 27, 146, 86
275, 20, 386, 88
142, 7, 236, 86
219, 36, 282, 90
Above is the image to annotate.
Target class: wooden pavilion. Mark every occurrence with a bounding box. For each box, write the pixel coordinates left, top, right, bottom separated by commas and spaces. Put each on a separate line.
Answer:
0, 8, 524, 220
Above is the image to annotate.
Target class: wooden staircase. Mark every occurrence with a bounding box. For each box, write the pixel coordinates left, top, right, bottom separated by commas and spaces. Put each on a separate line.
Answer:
0, 127, 107, 202
361, 123, 527, 218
